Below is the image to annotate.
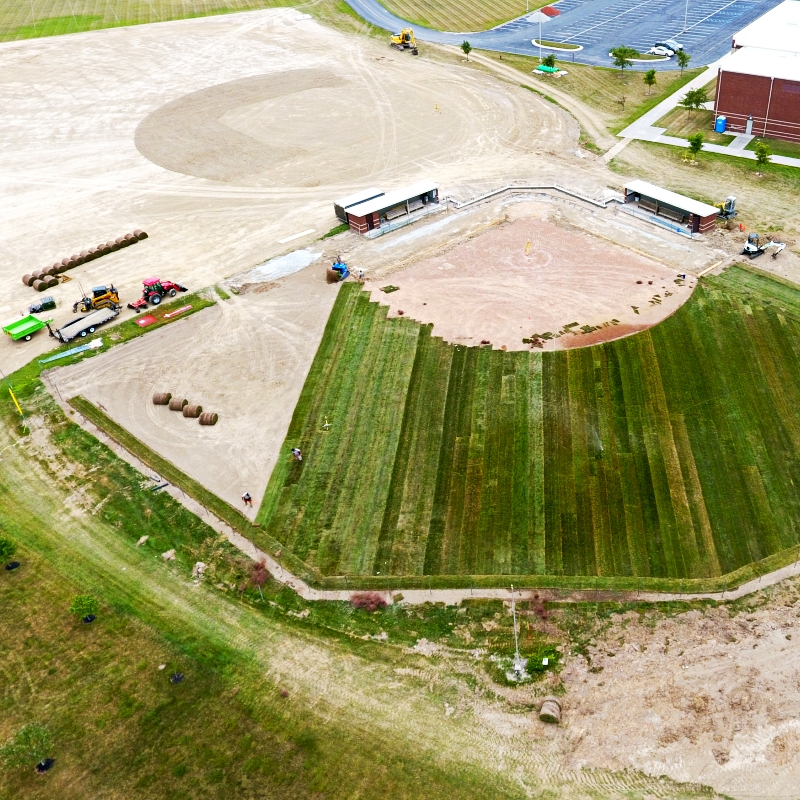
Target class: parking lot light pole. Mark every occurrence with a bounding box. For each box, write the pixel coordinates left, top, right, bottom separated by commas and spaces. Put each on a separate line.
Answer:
683, 0, 689, 32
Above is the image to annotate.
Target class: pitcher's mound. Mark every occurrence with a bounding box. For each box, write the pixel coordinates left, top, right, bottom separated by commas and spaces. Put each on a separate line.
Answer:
369, 210, 695, 350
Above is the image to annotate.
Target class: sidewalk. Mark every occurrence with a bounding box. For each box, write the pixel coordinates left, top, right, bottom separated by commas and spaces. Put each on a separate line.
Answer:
614, 54, 800, 169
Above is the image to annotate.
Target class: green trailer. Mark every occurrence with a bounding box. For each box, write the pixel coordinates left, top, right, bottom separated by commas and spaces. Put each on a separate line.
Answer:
3, 314, 52, 342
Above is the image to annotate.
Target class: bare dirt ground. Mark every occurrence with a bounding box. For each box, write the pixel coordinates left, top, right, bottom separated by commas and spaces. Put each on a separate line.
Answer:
365, 200, 697, 351
557, 580, 800, 799
0, 8, 585, 375
46, 267, 338, 514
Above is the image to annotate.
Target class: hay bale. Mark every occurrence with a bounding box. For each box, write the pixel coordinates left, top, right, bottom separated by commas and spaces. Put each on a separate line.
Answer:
46, 276, 59, 288
134, 229, 148, 240
199, 412, 218, 426
61, 257, 71, 268
107, 240, 119, 252
168, 397, 188, 411
32, 279, 47, 292
124, 233, 136, 244
22, 274, 34, 286
539, 696, 562, 724
72, 253, 84, 265
152, 392, 172, 405
183, 404, 203, 418
42, 265, 57, 277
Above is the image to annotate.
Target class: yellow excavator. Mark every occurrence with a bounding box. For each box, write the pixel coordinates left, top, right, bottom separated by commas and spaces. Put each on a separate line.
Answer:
391, 28, 418, 54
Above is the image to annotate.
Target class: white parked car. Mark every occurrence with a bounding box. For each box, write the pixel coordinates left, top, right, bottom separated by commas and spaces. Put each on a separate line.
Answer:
648, 45, 674, 57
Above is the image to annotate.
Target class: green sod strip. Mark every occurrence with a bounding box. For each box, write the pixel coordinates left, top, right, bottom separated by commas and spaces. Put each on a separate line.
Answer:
252, 270, 800, 591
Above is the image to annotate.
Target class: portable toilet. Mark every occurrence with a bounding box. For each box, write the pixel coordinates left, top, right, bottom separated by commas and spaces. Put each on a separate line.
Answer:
714, 116, 727, 133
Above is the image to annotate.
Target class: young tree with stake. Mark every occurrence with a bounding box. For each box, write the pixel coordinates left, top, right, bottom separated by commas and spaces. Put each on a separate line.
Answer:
0, 537, 17, 567
643, 68, 656, 95
676, 50, 691, 75
754, 140, 772, 168
542, 54, 556, 68
687, 132, 704, 161
250, 560, 269, 601
461, 40, 471, 60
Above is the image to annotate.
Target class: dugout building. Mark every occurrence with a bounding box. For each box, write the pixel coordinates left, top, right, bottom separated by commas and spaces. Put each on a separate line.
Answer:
714, 0, 800, 142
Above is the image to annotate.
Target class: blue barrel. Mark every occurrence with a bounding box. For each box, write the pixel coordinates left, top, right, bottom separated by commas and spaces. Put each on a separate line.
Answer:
715, 116, 727, 133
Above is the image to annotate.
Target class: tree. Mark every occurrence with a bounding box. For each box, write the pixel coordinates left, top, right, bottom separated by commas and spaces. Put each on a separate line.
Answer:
542, 53, 556, 68
249, 560, 269, 601
69, 594, 99, 620
680, 87, 708, 114
687, 132, 704, 160
676, 50, 691, 75
461, 40, 471, 60
643, 68, 657, 95
610, 45, 637, 74
0, 538, 16, 564
754, 140, 772, 167
1, 724, 53, 770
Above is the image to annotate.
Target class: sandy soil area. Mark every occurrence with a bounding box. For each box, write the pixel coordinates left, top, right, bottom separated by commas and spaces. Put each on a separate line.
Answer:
558, 580, 800, 799
366, 201, 697, 350
46, 267, 338, 514
0, 8, 581, 375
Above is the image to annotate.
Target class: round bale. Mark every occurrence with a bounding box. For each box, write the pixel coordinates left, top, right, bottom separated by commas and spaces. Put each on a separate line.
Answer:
115, 236, 128, 247
61, 257, 71, 267
198, 412, 218, 426
168, 397, 188, 411
42, 265, 56, 277
183, 404, 203, 418
124, 233, 136, 244
32, 279, 47, 292
152, 392, 172, 406
72, 254, 84, 265
539, 697, 562, 725
46, 276, 59, 288
107, 240, 119, 252
22, 274, 33, 286
134, 229, 148, 240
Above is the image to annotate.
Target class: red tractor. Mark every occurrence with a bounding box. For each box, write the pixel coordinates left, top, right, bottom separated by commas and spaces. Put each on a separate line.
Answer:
127, 278, 187, 312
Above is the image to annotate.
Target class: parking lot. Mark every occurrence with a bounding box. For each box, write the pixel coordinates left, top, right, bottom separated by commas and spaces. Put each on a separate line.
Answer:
347, 0, 784, 67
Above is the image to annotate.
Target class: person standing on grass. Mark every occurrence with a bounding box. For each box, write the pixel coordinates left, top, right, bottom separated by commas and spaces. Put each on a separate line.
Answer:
242, 491, 252, 507
291, 447, 302, 461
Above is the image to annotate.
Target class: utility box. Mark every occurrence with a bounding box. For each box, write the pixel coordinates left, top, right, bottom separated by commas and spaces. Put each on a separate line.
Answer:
715, 116, 727, 133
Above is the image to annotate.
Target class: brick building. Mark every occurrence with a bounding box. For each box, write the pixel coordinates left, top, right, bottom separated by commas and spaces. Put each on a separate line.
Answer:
714, 0, 800, 142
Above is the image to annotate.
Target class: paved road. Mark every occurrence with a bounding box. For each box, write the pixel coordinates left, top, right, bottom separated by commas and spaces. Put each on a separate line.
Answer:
345, 0, 784, 69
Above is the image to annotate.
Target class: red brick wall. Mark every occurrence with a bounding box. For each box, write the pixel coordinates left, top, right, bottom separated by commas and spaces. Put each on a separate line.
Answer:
715, 69, 800, 142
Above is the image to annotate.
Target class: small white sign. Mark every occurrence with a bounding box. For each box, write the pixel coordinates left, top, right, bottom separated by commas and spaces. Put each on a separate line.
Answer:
542, 657, 549, 666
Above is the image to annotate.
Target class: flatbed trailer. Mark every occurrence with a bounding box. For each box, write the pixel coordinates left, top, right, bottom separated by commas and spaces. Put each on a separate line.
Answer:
48, 307, 119, 343
3, 314, 52, 342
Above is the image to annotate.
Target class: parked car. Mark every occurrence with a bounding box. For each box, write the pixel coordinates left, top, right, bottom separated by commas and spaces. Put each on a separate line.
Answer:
659, 39, 684, 51
648, 45, 674, 56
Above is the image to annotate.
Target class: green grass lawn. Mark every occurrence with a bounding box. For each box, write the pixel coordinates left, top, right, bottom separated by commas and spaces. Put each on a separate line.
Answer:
0, 0, 376, 43
377, 0, 549, 32
258, 269, 800, 586
746, 136, 800, 160
654, 107, 735, 145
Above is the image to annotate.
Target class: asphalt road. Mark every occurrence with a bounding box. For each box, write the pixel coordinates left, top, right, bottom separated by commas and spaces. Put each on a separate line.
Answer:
345, 0, 784, 68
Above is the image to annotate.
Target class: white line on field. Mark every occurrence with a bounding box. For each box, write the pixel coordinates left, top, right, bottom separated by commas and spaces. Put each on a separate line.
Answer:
278, 229, 316, 244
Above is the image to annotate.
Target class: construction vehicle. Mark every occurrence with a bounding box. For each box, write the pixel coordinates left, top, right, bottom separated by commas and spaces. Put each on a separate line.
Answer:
741, 232, 786, 259
715, 195, 737, 219
127, 278, 188, 312
72, 285, 121, 313
3, 314, 52, 342
391, 28, 418, 54
327, 258, 350, 283
47, 306, 119, 343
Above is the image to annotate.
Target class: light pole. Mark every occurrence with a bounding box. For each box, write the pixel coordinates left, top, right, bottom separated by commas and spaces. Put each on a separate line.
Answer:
683, 0, 689, 33
539, 20, 542, 61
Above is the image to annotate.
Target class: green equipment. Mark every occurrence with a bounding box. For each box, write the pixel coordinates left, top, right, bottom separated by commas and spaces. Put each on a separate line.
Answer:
3, 314, 52, 342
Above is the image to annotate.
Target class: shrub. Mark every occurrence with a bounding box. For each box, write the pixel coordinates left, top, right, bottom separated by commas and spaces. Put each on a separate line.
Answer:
1, 724, 52, 770
69, 594, 100, 619
350, 592, 388, 611
0, 538, 16, 563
